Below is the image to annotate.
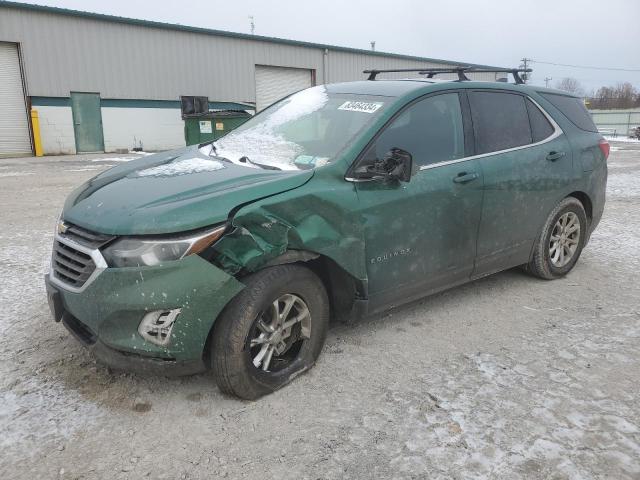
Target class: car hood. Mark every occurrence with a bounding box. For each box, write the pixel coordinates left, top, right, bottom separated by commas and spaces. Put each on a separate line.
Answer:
62, 146, 313, 235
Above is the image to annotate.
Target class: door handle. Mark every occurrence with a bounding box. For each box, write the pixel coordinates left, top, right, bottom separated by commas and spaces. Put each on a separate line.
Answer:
453, 172, 479, 184
546, 151, 565, 162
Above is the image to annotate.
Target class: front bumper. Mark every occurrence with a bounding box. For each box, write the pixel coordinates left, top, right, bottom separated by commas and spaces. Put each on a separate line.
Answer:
45, 254, 244, 372
61, 312, 206, 376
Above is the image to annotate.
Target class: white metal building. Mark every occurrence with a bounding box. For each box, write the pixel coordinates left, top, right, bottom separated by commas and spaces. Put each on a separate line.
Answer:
0, 1, 503, 157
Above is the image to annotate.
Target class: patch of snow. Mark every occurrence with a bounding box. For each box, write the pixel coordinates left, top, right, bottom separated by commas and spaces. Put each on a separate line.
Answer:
91, 157, 137, 163
136, 157, 224, 177
65, 166, 107, 172
604, 136, 640, 143
262, 86, 329, 130
607, 172, 640, 197
91, 152, 153, 162
0, 171, 35, 178
587, 175, 640, 269
0, 377, 104, 456
207, 85, 329, 170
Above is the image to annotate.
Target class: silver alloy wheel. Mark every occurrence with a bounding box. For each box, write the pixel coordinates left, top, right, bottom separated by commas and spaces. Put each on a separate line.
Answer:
549, 212, 581, 267
249, 294, 311, 372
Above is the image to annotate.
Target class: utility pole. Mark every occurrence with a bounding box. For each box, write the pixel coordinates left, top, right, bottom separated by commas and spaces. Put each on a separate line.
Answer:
370, 41, 376, 51
520, 57, 531, 83
248, 15, 255, 35
544, 76, 552, 88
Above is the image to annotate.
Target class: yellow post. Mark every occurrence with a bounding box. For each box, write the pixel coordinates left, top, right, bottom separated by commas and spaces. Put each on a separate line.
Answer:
30, 108, 43, 157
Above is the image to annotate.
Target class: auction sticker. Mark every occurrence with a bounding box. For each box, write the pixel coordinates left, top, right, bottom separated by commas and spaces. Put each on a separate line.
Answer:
338, 101, 383, 113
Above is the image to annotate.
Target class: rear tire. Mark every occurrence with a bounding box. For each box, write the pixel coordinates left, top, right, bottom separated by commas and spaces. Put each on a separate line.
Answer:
527, 197, 587, 280
211, 264, 329, 400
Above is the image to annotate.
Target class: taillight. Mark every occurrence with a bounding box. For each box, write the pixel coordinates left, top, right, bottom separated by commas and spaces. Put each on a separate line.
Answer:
599, 138, 610, 160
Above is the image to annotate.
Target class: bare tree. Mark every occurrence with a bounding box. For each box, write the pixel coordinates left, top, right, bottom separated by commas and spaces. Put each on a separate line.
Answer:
588, 82, 640, 109
555, 77, 585, 96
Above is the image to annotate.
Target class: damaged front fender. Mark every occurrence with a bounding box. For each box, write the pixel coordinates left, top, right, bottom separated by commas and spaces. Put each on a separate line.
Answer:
209, 174, 367, 287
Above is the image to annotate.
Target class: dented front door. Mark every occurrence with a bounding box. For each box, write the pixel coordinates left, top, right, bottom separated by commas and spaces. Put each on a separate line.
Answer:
355, 160, 484, 304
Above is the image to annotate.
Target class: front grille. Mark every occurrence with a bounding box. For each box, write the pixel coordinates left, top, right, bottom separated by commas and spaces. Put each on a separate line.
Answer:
61, 223, 115, 249
52, 241, 97, 287
50, 222, 115, 290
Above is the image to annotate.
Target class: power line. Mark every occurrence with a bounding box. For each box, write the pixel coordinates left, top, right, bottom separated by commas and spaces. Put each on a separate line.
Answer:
531, 60, 640, 73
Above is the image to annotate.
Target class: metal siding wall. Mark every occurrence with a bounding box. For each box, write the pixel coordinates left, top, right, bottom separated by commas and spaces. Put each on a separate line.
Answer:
101, 107, 185, 152
327, 50, 499, 83
0, 6, 498, 103
0, 7, 323, 103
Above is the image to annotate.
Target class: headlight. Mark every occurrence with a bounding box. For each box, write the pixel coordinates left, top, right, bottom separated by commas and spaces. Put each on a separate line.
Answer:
102, 225, 226, 267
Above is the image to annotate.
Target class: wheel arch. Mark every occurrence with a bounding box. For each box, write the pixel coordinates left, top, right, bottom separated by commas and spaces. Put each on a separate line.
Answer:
566, 191, 593, 223
259, 249, 368, 324
203, 248, 367, 364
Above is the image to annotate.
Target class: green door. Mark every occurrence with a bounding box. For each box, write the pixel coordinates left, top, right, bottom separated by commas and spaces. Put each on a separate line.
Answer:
467, 90, 574, 276
353, 92, 483, 307
71, 92, 104, 153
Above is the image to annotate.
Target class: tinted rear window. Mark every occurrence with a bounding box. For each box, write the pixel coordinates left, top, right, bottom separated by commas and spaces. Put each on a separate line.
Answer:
540, 93, 598, 132
526, 98, 555, 142
468, 91, 532, 154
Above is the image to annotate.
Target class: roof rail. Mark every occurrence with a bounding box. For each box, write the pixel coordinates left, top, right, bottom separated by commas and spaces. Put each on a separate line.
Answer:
363, 67, 533, 84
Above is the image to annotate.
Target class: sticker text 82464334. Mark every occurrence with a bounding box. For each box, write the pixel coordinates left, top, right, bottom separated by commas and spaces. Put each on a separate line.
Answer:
338, 101, 383, 113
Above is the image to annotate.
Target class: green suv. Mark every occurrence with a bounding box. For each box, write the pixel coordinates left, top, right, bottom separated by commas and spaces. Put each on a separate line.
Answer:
45, 69, 608, 399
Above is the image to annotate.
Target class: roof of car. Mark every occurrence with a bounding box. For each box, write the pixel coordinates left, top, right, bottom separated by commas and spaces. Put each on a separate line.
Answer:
326, 80, 444, 96
326, 79, 579, 99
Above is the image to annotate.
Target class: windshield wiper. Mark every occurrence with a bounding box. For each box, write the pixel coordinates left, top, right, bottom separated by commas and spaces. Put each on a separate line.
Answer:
206, 143, 234, 164
238, 156, 282, 171
207, 143, 280, 171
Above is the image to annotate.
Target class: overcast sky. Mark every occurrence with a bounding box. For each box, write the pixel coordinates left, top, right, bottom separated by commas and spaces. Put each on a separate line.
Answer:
18, 0, 640, 92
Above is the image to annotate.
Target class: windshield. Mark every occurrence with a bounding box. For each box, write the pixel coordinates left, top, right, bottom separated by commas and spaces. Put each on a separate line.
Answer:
200, 86, 389, 170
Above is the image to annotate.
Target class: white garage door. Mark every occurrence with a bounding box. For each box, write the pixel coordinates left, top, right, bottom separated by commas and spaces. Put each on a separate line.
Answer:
0, 43, 31, 157
255, 65, 313, 112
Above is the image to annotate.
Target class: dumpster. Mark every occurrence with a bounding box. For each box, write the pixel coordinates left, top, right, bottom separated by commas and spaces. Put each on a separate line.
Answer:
184, 110, 251, 146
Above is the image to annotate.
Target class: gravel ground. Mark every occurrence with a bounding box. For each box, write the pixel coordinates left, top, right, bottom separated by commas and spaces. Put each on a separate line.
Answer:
1, 144, 639, 480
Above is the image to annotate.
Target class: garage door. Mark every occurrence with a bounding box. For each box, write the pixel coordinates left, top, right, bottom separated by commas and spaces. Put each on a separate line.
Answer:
0, 43, 31, 157
255, 65, 313, 112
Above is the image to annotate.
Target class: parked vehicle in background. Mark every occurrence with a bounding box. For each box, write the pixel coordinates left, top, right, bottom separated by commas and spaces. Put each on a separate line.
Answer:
45, 68, 608, 399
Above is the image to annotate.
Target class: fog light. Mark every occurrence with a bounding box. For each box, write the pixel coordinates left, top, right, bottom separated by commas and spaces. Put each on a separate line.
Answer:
138, 309, 181, 346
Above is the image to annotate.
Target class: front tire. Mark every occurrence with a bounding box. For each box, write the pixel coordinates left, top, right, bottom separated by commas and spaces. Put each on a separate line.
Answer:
211, 264, 329, 400
527, 197, 588, 280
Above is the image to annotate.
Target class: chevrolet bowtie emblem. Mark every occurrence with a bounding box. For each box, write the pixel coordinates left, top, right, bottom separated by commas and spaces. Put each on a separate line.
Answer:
57, 221, 69, 235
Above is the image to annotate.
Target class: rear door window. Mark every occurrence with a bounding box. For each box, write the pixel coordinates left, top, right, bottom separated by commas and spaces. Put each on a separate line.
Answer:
364, 92, 465, 168
526, 98, 555, 142
540, 93, 598, 132
468, 91, 532, 154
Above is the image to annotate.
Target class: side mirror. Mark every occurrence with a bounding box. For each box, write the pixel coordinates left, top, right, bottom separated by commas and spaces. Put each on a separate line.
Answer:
367, 148, 413, 183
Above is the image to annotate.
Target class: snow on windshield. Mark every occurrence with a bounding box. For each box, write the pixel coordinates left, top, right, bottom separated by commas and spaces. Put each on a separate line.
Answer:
200, 86, 330, 170
136, 158, 225, 177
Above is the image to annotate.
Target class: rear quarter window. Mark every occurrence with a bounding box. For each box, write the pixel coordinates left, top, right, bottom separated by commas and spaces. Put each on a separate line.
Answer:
525, 98, 555, 142
540, 93, 598, 132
